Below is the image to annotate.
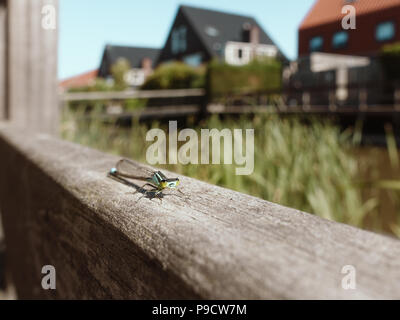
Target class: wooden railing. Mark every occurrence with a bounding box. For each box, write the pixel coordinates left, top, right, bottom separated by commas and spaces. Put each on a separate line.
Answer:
0, 122, 400, 299
60, 88, 205, 101
60, 84, 400, 122
60, 88, 207, 121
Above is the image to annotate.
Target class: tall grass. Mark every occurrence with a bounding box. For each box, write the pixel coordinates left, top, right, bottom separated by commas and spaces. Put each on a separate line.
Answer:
61, 108, 397, 234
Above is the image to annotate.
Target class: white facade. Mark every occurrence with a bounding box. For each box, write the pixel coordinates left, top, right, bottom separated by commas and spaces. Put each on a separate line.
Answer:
224, 41, 278, 66
309, 53, 371, 102
124, 68, 146, 87
310, 52, 370, 73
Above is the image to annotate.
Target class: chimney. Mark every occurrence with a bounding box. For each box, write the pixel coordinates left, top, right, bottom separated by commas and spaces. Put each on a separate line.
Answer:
242, 22, 251, 42
242, 23, 260, 60
141, 57, 153, 78
242, 23, 260, 44
250, 25, 260, 46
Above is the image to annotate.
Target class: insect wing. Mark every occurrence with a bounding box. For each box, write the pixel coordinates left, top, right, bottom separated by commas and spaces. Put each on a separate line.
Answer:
116, 159, 154, 177
156, 171, 168, 181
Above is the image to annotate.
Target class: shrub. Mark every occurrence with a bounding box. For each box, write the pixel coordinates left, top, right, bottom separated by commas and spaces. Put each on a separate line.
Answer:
141, 62, 205, 90
110, 58, 131, 90
207, 58, 282, 98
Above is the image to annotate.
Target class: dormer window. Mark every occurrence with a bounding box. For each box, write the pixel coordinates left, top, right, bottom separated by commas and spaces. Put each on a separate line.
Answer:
205, 26, 219, 37
171, 25, 187, 54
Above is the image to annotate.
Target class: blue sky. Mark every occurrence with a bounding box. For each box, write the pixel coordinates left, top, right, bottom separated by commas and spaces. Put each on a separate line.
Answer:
59, 0, 315, 79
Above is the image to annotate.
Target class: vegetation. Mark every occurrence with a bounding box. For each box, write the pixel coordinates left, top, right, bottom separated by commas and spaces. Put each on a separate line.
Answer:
67, 58, 132, 94
207, 58, 282, 98
141, 62, 205, 90
141, 58, 282, 99
66, 59, 146, 113
110, 58, 131, 91
60, 109, 400, 236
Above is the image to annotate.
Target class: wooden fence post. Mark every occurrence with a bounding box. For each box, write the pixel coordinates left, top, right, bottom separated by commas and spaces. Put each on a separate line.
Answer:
7, 0, 59, 134
359, 88, 368, 111
394, 86, 400, 111
302, 91, 310, 111
328, 90, 336, 111
0, 1, 6, 120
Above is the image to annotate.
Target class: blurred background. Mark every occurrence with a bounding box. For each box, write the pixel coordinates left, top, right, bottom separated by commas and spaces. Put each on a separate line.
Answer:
2, 0, 400, 298
58, 0, 400, 237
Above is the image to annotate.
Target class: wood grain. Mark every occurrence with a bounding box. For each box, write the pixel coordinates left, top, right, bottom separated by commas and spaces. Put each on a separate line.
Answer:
0, 123, 399, 299
7, 0, 58, 134
0, 1, 6, 120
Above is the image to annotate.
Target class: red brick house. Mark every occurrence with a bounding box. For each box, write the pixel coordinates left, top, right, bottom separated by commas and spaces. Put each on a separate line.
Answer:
299, 0, 400, 57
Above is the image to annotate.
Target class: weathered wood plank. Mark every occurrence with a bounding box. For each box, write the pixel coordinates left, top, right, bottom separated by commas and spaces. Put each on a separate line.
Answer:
0, 1, 6, 120
79, 105, 201, 122
7, 0, 58, 134
0, 122, 400, 299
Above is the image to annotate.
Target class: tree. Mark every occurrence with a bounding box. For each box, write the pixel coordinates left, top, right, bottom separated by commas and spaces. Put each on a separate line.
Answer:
110, 58, 131, 90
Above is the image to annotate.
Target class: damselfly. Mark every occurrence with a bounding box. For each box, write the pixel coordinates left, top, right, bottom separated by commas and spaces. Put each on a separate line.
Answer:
108, 159, 184, 201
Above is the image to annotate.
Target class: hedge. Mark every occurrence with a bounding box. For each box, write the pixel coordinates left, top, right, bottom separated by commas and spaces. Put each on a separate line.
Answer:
141, 62, 205, 90
206, 58, 282, 97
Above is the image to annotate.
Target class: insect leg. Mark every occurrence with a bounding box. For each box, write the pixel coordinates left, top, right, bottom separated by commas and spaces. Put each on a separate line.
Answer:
132, 183, 158, 195
135, 187, 158, 203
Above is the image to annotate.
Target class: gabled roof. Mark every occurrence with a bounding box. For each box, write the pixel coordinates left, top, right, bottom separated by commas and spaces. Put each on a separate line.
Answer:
103, 45, 160, 68
179, 5, 288, 61
300, 0, 400, 30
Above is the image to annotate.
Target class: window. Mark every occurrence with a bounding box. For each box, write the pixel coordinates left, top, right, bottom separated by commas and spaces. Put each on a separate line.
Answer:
183, 53, 202, 67
238, 48, 243, 59
124, 69, 145, 87
332, 31, 349, 49
309, 36, 323, 52
376, 21, 396, 42
171, 25, 187, 54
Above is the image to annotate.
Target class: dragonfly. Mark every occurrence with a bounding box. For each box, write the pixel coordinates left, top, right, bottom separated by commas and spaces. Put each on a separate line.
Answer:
108, 158, 185, 201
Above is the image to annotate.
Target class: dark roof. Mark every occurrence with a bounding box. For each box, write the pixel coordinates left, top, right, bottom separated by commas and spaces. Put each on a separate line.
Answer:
104, 45, 160, 68
180, 5, 288, 62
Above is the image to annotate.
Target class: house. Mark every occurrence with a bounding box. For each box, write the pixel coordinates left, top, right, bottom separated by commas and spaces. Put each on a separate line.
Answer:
299, 0, 400, 57
59, 69, 98, 91
98, 45, 160, 87
285, 0, 400, 107
156, 5, 287, 66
